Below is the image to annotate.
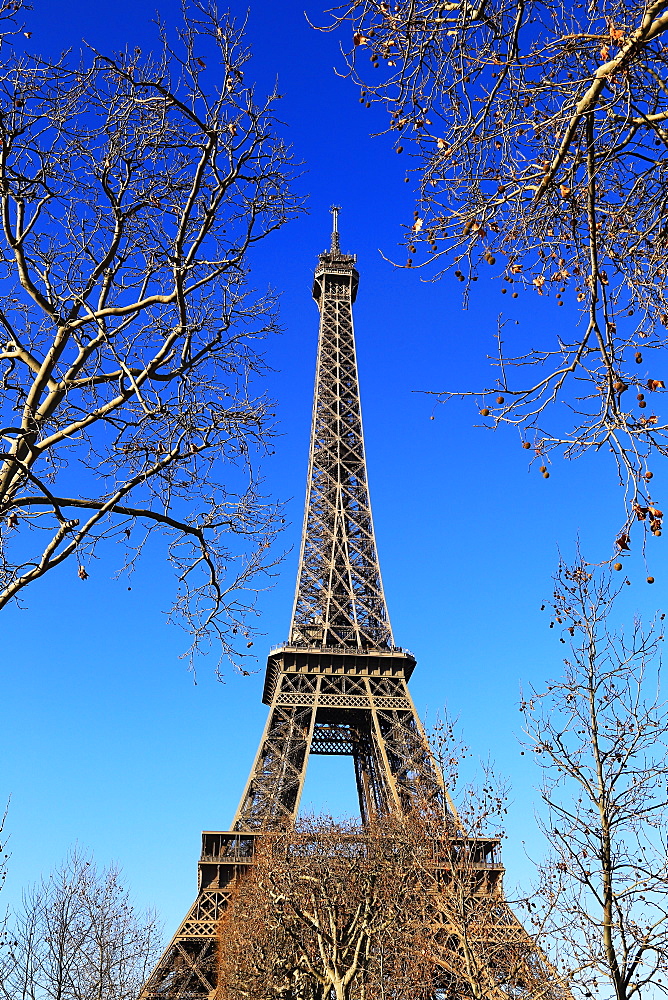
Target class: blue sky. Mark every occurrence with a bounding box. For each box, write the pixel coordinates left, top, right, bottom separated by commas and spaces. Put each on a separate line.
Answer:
1, 0, 666, 939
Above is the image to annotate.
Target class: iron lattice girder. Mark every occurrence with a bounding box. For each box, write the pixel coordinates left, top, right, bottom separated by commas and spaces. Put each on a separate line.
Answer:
290, 245, 392, 650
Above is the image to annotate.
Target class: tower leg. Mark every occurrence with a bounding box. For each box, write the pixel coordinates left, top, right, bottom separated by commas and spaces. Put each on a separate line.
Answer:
139, 834, 261, 1000
139, 893, 223, 999
232, 677, 321, 832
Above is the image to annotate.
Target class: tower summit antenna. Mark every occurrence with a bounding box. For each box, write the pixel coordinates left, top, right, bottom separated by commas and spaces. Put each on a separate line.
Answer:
330, 204, 341, 255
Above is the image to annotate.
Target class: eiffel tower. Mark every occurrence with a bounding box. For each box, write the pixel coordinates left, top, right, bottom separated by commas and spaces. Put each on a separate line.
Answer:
139, 210, 568, 1000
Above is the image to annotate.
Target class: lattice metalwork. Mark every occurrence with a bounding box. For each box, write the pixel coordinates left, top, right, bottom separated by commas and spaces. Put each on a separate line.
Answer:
140, 893, 228, 998
231, 662, 447, 830
290, 207, 393, 650
139, 212, 568, 1000
140, 835, 259, 1000
425, 840, 572, 1000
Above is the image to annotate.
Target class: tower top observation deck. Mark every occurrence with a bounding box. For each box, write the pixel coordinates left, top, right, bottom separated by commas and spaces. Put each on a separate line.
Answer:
312, 205, 359, 302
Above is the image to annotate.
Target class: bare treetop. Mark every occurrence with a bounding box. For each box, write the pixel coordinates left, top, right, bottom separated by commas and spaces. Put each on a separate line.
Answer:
523, 561, 668, 1000
0, 849, 161, 1000
0, 2, 303, 665
318, 0, 668, 559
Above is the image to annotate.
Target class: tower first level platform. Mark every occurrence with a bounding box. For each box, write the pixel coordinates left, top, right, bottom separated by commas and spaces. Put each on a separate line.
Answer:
262, 643, 416, 703
233, 643, 438, 832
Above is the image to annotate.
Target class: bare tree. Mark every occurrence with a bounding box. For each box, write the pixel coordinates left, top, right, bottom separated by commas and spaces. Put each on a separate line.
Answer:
317, 0, 668, 548
0, 0, 26, 47
521, 560, 668, 1000
411, 729, 569, 1000
0, 801, 9, 959
217, 816, 431, 1000
217, 809, 569, 1000
0, 1, 302, 662
0, 849, 161, 1000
